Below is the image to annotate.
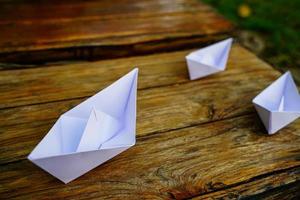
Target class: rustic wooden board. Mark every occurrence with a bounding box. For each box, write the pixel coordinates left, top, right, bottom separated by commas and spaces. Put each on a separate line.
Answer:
0, 45, 281, 164
0, 44, 300, 198
0, 0, 233, 64
0, 45, 275, 109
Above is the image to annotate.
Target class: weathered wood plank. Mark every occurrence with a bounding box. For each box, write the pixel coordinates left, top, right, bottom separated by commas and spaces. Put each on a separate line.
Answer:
0, 0, 214, 22
192, 167, 300, 199
1, 114, 300, 199
0, 46, 284, 164
0, 45, 275, 109
0, 79, 256, 164
0, 0, 233, 64
244, 181, 300, 200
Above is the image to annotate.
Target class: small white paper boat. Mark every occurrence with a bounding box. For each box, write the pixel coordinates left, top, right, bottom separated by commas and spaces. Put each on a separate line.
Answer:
28, 68, 138, 183
253, 71, 300, 134
186, 38, 233, 80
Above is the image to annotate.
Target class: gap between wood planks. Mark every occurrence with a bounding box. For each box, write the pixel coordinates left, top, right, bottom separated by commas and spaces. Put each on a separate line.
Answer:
0, 33, 230, 67
189, 165, 300, 199
238, 180, 300, 200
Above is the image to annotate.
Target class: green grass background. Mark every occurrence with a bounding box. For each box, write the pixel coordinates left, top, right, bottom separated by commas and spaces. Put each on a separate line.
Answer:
203, 0, 300, 83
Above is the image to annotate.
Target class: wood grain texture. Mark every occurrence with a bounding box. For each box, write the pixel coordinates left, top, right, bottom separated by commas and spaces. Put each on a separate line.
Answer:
0, 45, 276, 109
243, 181, 300, 200
1, 44, 300, 198
0, 0, 233, 64
1, 115, 300, 199
192, 167, 300, 199
0, 45, 284, 164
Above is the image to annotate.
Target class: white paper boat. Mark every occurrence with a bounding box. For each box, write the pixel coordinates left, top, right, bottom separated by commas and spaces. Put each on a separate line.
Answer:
186, 38, 233, 80
253, 71, 300, 134
28, 68, 138, 183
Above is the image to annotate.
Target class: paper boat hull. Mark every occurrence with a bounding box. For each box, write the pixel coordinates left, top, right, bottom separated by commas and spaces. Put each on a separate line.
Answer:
253, 71, 300, 134
254, 103, 300, 134
186, 59, 221, 80
29, 146, 130, 183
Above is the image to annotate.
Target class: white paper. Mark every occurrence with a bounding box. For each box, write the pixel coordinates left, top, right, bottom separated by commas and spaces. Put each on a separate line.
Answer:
253, 71, 300, 134
28, 68, 138, 183
186, 38, 233, 80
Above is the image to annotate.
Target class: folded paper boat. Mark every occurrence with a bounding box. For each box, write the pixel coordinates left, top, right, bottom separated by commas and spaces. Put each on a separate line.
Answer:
28, 68, 138, 183
186, 38, 233, 80
253, 71, 300, 134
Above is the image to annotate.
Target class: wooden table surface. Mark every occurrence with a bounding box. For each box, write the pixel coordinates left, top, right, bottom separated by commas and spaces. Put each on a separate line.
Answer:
0, 0, 299, 199
0, 0, 233, 64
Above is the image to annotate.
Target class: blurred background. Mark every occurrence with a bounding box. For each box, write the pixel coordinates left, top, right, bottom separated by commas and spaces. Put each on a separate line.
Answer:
203, 0, 300, 84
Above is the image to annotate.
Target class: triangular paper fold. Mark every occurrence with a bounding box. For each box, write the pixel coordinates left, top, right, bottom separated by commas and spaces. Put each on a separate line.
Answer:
253, 71, 300, 134
76, 108, 123, 152
28, 68, 138, 183
186, 38, 233, 80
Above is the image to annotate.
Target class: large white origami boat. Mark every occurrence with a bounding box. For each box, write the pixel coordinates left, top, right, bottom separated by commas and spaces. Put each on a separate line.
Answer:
28, 68, 138, 183
186, 38, 233, 80
253, 71, 300, 134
